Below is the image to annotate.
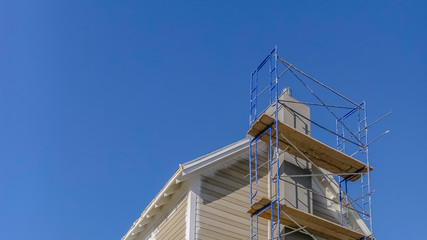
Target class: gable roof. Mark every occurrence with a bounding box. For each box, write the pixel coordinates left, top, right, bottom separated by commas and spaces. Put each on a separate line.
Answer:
122, 137, 251, 240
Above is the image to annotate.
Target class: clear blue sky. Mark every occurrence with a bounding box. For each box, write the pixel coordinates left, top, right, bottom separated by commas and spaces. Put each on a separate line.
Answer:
1, 1, 426, 239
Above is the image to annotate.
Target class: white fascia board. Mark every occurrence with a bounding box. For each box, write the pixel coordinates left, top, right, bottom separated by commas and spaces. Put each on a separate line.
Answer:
180, 137, 250, 179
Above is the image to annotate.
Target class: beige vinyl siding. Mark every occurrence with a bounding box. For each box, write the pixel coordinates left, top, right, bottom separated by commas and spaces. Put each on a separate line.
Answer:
155, 195, 187, 240
196, 156, 315, 240
197, 158, 269, 240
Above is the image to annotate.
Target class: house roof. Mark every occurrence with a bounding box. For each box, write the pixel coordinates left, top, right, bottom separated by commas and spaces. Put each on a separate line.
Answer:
122, 137, 251, 240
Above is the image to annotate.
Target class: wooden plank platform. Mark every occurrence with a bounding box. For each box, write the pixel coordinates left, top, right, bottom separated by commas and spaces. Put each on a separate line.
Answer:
248, 198, 369, 240
247, 114, 373, 181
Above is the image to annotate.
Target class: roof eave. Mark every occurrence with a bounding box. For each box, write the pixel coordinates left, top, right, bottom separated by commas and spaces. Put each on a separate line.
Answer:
122, 165, 184, 240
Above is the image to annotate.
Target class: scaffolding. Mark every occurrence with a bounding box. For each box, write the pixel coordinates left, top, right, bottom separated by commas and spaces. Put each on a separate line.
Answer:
248, 47, 387, 240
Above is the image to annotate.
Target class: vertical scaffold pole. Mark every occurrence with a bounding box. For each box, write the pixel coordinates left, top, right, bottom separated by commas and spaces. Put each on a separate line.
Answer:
249, 47, 280, 240
359, 102, 373, 238
269, 46, 280, 240
336, 102, 373, 237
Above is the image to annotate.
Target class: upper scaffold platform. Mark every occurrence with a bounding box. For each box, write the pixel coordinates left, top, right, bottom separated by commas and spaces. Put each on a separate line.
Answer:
248, 198, 370, 240
248, 114, 373, 181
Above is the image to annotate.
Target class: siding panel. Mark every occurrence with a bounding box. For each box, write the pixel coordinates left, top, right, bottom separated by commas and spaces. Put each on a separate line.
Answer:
155, 195, 187, 240
197, 159, 269, 240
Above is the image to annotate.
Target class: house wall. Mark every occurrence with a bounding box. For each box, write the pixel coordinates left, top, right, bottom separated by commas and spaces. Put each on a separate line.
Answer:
196, 157, 270, 240
154, 194, 187, 240
135, 182, 189, 240
196, 155, 316, 240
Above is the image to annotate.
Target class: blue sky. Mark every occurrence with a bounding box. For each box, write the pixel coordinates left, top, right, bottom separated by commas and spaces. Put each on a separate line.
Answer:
0, 1, 426, 239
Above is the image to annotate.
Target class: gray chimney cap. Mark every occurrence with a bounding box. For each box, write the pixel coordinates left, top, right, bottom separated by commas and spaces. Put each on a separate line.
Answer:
282, 87, 292, 96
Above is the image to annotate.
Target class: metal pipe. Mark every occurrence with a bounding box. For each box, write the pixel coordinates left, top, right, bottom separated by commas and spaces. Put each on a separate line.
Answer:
279, 100, 354, 109
278, 57, 362, 109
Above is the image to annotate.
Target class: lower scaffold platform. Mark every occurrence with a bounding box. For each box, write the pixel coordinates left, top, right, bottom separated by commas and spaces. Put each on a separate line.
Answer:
248, 198, 371, 240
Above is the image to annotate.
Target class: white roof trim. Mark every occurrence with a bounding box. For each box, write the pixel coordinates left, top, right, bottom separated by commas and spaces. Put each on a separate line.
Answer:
180, 137, 250, 178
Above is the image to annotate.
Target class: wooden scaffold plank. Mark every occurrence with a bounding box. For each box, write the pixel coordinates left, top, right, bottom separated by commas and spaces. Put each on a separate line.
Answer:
248, 198, 370, 240
247, 114, 373, 181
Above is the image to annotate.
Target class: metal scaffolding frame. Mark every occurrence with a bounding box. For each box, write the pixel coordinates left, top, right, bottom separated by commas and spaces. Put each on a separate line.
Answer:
250, 47, 282, 240
249, 47, 386, 240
